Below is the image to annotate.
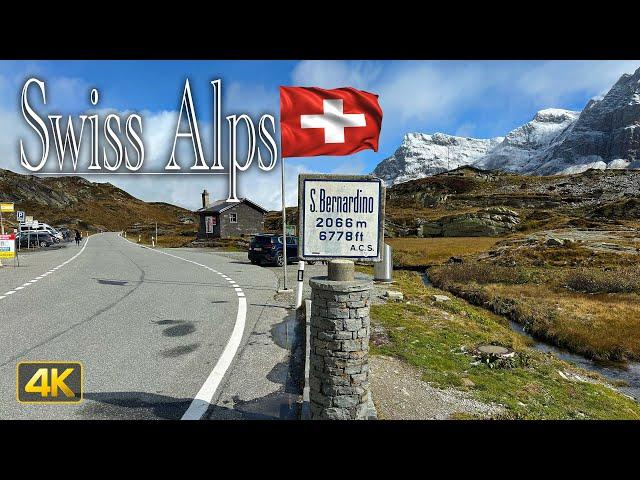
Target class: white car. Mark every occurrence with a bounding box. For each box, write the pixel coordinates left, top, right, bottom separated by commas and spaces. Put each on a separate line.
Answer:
19, 222, 64, 241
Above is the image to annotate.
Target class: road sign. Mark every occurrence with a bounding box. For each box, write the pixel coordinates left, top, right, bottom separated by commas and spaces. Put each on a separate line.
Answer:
0, 234, 16, 258
16, 211, 25, 222
286, 225, 296, 236
25, 216, 33, 223
298, 174, 385, 261
0, 202, 14, 213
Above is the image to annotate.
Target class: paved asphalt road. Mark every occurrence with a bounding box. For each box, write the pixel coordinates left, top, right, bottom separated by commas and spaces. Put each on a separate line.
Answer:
0, 232, 297, 420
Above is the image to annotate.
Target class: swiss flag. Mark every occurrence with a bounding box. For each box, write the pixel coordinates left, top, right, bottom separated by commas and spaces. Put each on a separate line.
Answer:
280, 86, 383, 158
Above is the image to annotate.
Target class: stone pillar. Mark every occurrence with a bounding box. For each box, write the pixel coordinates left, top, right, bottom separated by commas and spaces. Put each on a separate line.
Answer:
308, 261, 373, 420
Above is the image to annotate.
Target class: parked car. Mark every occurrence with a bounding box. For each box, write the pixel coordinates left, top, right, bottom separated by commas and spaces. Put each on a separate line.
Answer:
56, 227, 72, 241
19, 222, 64, 241
248, 234, 298, 266
18, 232, 56, 248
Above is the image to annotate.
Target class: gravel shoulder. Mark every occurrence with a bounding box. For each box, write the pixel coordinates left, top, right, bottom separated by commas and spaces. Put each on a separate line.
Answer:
370, 355, 504, 420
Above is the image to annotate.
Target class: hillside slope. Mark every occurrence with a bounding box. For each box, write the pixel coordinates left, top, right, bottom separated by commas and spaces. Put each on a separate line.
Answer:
0, 169, 195, 235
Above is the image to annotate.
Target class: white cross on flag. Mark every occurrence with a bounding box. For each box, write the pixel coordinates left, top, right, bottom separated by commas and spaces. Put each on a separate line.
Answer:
280, 86, 383, 158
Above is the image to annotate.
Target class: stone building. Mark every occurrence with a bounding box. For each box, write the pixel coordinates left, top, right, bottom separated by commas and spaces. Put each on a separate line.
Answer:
195, 190, 268, 239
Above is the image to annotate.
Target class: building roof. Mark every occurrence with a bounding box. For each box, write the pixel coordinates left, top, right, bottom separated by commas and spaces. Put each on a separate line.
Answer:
195, 197, 268, 214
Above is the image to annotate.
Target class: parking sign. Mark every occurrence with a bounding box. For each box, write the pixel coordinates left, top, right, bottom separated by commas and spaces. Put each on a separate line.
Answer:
16, 211, 25, 222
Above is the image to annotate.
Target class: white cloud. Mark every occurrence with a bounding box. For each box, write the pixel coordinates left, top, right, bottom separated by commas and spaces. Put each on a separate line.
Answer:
292, 60, 383, 90
290, 60, 640, 127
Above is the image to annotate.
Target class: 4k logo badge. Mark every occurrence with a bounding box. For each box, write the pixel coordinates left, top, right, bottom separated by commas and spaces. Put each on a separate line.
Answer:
17, 362, 83, 403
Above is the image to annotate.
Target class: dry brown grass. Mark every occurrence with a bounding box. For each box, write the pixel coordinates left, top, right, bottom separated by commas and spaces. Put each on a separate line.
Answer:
430, 249, 640, 361
385, 237, 501, 267
429, 262, 534, 286
565, 267, 640, 294
483, 284, 640, 361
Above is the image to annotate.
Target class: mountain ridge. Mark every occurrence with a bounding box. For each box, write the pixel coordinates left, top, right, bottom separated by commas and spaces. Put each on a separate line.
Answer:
374, 66, 640, 185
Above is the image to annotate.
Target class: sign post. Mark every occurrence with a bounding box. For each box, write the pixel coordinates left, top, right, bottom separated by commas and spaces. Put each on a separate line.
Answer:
300, 174, 384, 420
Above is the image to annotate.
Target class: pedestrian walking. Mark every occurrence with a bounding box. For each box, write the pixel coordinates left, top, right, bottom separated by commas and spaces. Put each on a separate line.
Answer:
74, 229, 81, 246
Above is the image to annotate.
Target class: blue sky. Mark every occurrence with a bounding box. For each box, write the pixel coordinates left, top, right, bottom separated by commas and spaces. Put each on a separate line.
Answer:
1, 60, 639, 210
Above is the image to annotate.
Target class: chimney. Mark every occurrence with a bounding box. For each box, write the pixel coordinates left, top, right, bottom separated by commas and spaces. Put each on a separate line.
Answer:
202, 189, 209, 209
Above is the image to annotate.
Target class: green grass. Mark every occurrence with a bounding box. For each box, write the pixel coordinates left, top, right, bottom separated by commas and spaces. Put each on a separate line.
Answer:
368, 269, 640, 419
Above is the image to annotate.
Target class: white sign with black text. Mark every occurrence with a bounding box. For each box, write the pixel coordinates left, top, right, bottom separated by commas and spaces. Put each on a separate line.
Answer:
299, 174, 384, 261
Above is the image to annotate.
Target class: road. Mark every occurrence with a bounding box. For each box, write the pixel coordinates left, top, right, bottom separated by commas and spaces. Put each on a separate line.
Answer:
0, 232, 300, 419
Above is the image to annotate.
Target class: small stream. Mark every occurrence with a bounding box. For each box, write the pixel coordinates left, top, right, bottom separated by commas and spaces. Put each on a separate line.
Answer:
422, 272, 640, 402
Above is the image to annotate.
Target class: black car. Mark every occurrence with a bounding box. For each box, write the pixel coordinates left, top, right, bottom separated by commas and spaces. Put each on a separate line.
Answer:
18, 232, 56, 248
248, 234, 298, 266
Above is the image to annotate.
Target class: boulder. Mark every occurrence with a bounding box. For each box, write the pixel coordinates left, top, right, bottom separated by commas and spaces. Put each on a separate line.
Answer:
545, 237, 564, 247
418, 207, 520, 237
384, 290, 404, 301
432, 294, 450, 302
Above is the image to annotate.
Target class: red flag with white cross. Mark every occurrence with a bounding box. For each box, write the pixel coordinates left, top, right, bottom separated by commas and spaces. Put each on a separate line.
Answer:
279, 86, 383, 158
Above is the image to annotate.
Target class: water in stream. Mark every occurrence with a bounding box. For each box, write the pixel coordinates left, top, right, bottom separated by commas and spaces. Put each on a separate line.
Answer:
422, 272, 640, 402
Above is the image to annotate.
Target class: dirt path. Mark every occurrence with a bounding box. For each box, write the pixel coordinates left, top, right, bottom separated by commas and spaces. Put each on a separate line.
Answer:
370, 355, 504, 420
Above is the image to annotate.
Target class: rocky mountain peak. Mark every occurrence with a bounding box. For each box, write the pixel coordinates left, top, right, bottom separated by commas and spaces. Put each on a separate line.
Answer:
374, 66, 640, 183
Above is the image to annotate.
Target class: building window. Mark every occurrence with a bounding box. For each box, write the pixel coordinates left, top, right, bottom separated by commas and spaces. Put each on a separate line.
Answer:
229, 213, 238, 223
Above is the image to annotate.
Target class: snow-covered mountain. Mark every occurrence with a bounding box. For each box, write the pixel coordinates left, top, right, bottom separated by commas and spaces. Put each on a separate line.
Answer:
533, 67, 640, 175
475, 108, 579, 173
373, 132, 503, 185
374, 66, 640, 185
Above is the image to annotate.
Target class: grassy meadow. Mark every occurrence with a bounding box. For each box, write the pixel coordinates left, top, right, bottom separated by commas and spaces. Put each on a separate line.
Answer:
362, 267, 640, 419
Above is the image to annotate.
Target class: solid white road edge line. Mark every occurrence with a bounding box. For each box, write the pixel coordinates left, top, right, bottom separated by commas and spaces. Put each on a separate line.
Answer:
120, 234, 247, 420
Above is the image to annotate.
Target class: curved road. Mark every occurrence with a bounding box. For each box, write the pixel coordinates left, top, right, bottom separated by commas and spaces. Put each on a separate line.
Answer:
0, 232, 292, 419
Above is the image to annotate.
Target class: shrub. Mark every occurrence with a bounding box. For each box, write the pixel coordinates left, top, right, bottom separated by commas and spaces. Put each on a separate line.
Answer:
565, 267, 640, 294
430, 262, 531, 287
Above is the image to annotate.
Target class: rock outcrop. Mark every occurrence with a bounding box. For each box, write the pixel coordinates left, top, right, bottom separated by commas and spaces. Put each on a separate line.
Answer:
418, 207, 520, 237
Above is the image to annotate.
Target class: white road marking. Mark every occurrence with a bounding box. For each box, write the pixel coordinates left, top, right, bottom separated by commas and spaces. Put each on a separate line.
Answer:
120, 235, 247, 420
0, 236, 91, 303
181, 296, 247, 420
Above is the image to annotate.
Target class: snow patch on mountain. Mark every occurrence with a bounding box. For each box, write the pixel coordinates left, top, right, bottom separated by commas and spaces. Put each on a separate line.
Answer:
373, 66, 640, 184
373, 132, 502, 185
475, 108, 579, 173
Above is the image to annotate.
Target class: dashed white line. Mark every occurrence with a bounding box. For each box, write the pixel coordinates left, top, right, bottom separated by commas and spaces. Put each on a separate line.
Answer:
121, 235, 247, 420
0, 235, 91, 303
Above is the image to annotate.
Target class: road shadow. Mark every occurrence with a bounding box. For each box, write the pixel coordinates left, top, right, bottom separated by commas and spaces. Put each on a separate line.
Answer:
80, 391, 193, 420
208, 311, 306, 420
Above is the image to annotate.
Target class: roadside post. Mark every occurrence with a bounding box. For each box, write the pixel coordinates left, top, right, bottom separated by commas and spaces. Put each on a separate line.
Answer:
373, 243, 393, 283
300, 174, 384, 420
295, 260, 305, 309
